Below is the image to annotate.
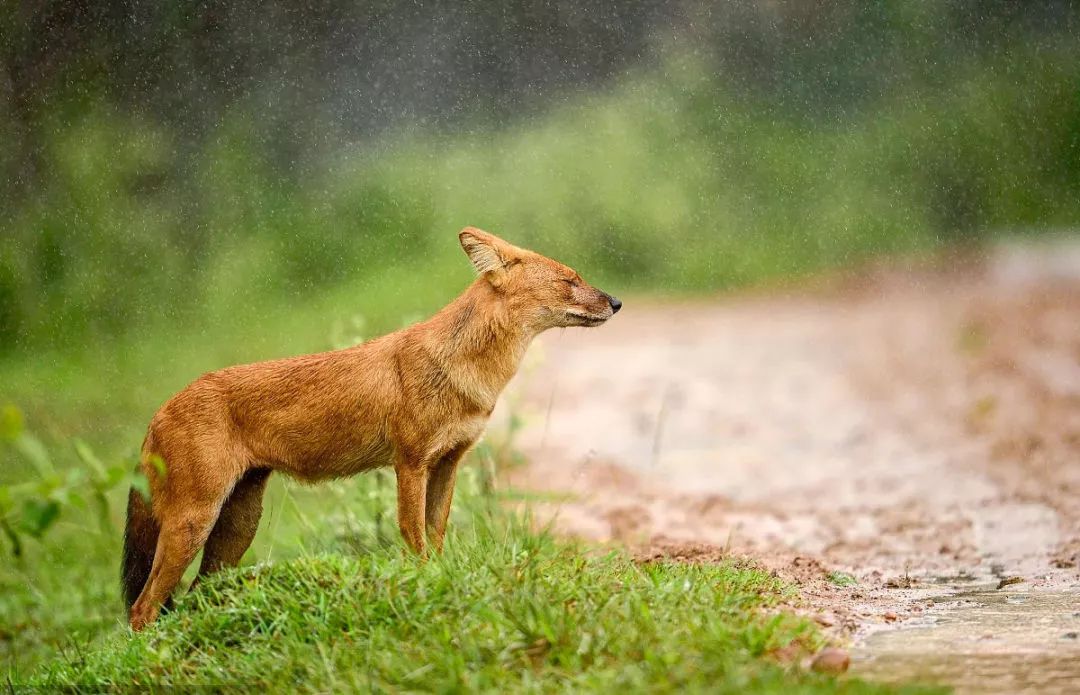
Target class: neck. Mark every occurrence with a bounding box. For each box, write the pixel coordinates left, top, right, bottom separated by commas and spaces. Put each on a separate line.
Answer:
417, 279, 533, 409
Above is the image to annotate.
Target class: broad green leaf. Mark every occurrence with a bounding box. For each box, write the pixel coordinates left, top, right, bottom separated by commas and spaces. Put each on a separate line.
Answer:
149, 454, 167, 479
19, 498, 61, 538
131, 470, 151, 503
105, 464, 128, 487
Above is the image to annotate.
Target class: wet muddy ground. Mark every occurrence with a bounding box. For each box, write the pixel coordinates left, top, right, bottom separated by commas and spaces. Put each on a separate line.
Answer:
496, 240, 1080, 694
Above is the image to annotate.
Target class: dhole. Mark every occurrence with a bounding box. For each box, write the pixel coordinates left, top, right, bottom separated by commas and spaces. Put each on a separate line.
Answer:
123, 227, 621, 630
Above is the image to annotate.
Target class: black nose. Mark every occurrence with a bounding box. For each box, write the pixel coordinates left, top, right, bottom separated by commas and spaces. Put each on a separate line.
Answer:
608, 295, 622, 314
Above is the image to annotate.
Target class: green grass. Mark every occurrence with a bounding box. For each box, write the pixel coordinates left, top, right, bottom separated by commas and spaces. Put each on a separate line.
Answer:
827, 572, 859, 588
24, 518, 927, 693
4, 456, 945, 693
0, 320, 944, 693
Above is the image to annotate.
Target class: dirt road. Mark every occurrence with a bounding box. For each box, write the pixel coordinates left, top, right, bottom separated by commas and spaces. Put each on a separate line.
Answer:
495, 240, 1080, 693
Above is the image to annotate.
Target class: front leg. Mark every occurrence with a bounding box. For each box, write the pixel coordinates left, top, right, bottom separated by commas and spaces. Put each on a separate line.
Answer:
394, 458, 428, 556
425, 445, 469, 553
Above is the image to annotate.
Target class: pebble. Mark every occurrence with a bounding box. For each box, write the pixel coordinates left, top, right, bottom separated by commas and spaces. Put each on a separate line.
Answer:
814, 614, 836, 627
883, 611, 898, 622
811, 648, 850, 675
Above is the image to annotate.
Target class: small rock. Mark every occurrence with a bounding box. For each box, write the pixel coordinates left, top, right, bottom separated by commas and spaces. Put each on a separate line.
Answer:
811, 648, 850, 675
996, 576, 1024, 589
883, 611, 898, 623
814, 614, 836, 627
1064, 632, 1079, 640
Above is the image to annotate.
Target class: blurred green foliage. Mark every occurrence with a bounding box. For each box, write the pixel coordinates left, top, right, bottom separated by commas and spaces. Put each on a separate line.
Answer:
2, 3, 1079, 357
0, 404, 142, 556
3, 44, 1079, 356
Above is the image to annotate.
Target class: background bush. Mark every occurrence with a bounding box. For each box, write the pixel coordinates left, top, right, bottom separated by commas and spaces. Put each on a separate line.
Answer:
2, 0, 1078, 356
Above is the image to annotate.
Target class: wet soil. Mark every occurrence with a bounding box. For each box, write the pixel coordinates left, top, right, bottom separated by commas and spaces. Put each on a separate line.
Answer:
857, 587, 1080, 693
495, 240, 1080, 694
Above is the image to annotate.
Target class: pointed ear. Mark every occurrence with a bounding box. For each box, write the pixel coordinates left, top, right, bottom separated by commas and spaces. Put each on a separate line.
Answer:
459, 227, 516, 275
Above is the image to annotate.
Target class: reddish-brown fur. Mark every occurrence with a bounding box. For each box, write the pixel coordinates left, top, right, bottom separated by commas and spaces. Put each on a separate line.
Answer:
122, 228, 621, 630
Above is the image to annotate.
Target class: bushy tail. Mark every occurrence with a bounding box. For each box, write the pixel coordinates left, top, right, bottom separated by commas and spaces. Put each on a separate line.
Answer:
121, 487, 160, 609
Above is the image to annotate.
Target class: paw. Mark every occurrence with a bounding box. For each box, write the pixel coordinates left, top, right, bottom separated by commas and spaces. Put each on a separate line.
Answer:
128, 602, 158, 632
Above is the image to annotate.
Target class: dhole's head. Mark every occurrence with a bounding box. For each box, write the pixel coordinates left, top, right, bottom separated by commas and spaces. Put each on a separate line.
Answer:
459, 227, 622, 332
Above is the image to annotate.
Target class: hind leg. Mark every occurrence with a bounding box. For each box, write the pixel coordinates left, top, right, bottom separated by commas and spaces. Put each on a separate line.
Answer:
129, 491, 229, 631
196, 468, 271, 580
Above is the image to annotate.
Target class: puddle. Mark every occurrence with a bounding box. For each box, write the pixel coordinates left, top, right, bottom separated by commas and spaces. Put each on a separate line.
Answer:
853, 588, 1080, 694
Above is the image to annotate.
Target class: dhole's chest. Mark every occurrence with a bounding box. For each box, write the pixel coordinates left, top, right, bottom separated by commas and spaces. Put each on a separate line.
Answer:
424, 415, 488, 461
